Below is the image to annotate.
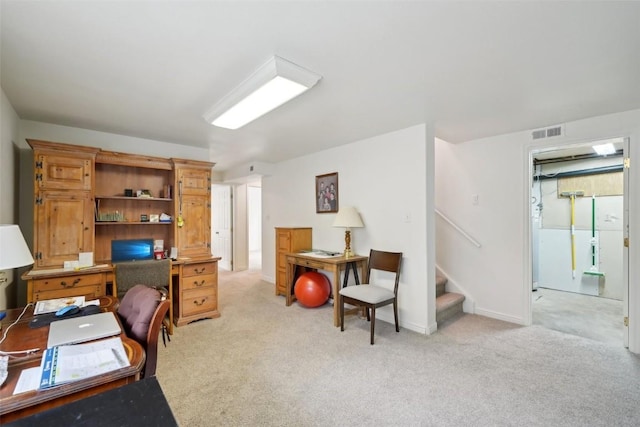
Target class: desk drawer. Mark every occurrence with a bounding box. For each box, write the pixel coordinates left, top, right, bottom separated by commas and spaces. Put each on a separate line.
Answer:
34, 285, 104, 301
182, 273, 216, 291
291, 258, 326, 270
182, 262, 217, 277
32, 273, 103, 293
181, 288, 217, 317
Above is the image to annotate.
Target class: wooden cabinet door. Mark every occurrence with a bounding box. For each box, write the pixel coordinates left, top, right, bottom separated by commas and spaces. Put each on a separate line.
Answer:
175, 194, 211, 257
177, 168, 210, 196
35, 191, 94, 268
36, 153, 93, 191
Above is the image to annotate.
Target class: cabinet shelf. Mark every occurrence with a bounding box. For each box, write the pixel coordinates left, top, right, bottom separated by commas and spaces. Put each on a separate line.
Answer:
96, 221, 173, 225
96, 196, 171, 201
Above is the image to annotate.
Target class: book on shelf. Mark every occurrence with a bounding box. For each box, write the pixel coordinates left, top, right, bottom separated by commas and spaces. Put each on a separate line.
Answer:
39, 337, 129, 389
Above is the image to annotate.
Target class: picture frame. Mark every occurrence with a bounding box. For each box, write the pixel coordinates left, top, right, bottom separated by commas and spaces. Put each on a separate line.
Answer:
316, 172, 339, 213
149, 214, 160, 223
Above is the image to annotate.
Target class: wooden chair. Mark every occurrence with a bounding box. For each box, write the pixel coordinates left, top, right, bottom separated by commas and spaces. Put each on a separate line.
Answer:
113, 259, 173, 337
339, 249, 403, 345
117, 285, 170, 378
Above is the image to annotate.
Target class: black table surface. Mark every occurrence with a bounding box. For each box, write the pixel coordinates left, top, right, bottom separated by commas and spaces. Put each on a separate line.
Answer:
5, 376, 178, 426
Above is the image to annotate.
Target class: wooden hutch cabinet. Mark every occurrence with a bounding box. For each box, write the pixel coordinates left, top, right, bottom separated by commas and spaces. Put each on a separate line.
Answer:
23, 139, 220, 327
30, 141, 98, 269
275, 227, 312, 297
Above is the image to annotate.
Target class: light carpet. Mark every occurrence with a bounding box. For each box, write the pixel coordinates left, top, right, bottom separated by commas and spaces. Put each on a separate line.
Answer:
157, 269, 640, 426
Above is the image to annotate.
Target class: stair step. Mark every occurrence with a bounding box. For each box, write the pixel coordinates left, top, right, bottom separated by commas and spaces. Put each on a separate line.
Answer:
436, 275, 447, 298
436, 292, 465, 323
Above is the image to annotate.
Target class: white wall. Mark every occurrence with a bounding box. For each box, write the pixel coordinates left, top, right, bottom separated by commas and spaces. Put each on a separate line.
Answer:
435, 108, 640, 353
0, 89, 21, 309
262, 124, 436, 334
17, 120, 211, 161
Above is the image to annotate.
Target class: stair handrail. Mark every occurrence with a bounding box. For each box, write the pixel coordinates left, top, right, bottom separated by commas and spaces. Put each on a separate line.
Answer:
435, 208, 481, 248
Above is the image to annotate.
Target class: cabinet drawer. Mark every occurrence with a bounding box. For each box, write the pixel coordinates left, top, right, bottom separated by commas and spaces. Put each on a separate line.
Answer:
182, 262, 217, 277
182, 273, 216, 291
32, 273, 103, 293
34, 285, 104, 301
181, 288, 217, 317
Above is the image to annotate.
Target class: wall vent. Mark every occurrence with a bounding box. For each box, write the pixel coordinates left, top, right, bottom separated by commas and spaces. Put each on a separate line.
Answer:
531, 124, 564, 140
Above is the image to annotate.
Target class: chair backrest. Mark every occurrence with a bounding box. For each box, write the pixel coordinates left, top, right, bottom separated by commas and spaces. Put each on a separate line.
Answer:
117, 285, 170, 378
367, 249, 403, 295
114, 258, 171, 300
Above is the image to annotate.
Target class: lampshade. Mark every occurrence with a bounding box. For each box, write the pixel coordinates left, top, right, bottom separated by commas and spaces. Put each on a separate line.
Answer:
204, 55, 322, 130
0, 224, 34, 270
332, 206, 364, 228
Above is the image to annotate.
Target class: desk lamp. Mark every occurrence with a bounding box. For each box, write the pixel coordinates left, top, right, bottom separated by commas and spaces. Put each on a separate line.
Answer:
0, 224, 35, 284
332, 207, 364, 258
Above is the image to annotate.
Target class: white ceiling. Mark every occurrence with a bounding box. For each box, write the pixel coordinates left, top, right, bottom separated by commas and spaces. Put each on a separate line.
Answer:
2, 1, 639, 172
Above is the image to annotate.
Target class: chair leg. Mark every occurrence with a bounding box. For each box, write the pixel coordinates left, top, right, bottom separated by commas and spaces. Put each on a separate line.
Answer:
340, 295, 345, 332
366, 307, 370, 321
370, 307, 376, 345
393, 300, 399, 332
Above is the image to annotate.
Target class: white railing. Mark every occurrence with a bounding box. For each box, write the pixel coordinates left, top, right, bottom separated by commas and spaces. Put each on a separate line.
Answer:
435, 208, 481, 248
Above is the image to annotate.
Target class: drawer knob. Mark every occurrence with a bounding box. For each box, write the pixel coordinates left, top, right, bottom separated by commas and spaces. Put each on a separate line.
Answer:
60, 278, 81, 288
194, 267, 206, 274
193, 297, 207, 306
193, 280, 206, 287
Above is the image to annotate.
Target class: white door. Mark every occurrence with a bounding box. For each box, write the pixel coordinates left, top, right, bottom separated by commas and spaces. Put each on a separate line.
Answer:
212, 184, 232, 271
623, 138, 630, 347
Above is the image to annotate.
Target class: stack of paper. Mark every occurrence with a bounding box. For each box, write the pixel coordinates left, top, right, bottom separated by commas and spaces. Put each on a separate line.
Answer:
34, 296, 86, 315
39, 337, 129, 389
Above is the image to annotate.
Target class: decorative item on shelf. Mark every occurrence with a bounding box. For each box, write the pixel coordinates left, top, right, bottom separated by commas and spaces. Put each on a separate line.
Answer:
149, 214, 160, 223
124, 189, 133, 197
162, 184, 172, 199
159, 213, 172, 223
332, 206, 364, 258
98, 211, 125, 222
316, 172, 339, 213
137, 189, 152, 198
140, 214, 149, 222
0, 224, 35, 284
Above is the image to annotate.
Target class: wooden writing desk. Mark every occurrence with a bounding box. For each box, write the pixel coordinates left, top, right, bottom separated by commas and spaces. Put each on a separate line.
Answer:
0, 296, 145, 423
285, 253, 368, 327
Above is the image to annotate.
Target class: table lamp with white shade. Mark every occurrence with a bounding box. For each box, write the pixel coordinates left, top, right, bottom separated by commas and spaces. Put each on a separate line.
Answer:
0, 224, 35, 284
332, 207, 364, 258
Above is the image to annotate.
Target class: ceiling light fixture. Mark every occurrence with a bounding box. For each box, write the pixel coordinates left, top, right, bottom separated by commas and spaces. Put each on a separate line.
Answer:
204, 56, 321, 130
592, 143, 616, 156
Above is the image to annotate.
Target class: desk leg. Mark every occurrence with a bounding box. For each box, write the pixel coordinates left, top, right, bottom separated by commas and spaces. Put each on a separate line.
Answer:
332, 268, 340, 327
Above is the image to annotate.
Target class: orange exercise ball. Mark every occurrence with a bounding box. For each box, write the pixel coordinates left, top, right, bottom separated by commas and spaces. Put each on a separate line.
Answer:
294, 272, 331, 308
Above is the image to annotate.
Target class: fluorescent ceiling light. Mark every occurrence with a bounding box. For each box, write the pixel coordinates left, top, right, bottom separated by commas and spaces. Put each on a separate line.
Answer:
204, 56, 321, 130
592, 143, 616, 156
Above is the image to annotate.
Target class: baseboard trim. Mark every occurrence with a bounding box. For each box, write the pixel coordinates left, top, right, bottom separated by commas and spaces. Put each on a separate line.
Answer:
474, 307, 525, 325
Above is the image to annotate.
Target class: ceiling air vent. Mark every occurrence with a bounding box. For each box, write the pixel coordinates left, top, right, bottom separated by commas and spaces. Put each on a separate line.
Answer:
531, 124, 564, 140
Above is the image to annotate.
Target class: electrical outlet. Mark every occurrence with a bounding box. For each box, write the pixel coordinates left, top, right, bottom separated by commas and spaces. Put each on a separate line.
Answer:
472, 194, 479, 205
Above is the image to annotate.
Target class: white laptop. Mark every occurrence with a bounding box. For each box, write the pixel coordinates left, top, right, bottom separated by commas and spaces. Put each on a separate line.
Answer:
47, 312, 122, 348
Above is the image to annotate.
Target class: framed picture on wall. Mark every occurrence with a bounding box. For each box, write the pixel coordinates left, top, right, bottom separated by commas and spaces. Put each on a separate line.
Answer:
316, 172, 339, 213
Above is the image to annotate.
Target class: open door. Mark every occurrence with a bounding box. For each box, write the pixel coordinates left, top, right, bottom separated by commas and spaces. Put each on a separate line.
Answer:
212, 184, 232, 271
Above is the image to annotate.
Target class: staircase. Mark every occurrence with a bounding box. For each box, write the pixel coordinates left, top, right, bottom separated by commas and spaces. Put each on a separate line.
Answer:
436, 275, 465, 323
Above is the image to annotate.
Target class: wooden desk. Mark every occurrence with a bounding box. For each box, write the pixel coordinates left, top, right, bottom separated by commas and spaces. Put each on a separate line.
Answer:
0, 296, 145, 423
4, 377, 177, 427
21, 256, 222, 330
285, 253, 368, 327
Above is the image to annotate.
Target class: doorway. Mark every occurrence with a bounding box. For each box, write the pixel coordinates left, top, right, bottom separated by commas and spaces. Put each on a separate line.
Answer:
248, 182, 262, 270
530, 138, 627, 346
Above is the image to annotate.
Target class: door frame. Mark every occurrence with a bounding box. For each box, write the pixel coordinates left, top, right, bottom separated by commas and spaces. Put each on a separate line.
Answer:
524, 137, 630, 347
